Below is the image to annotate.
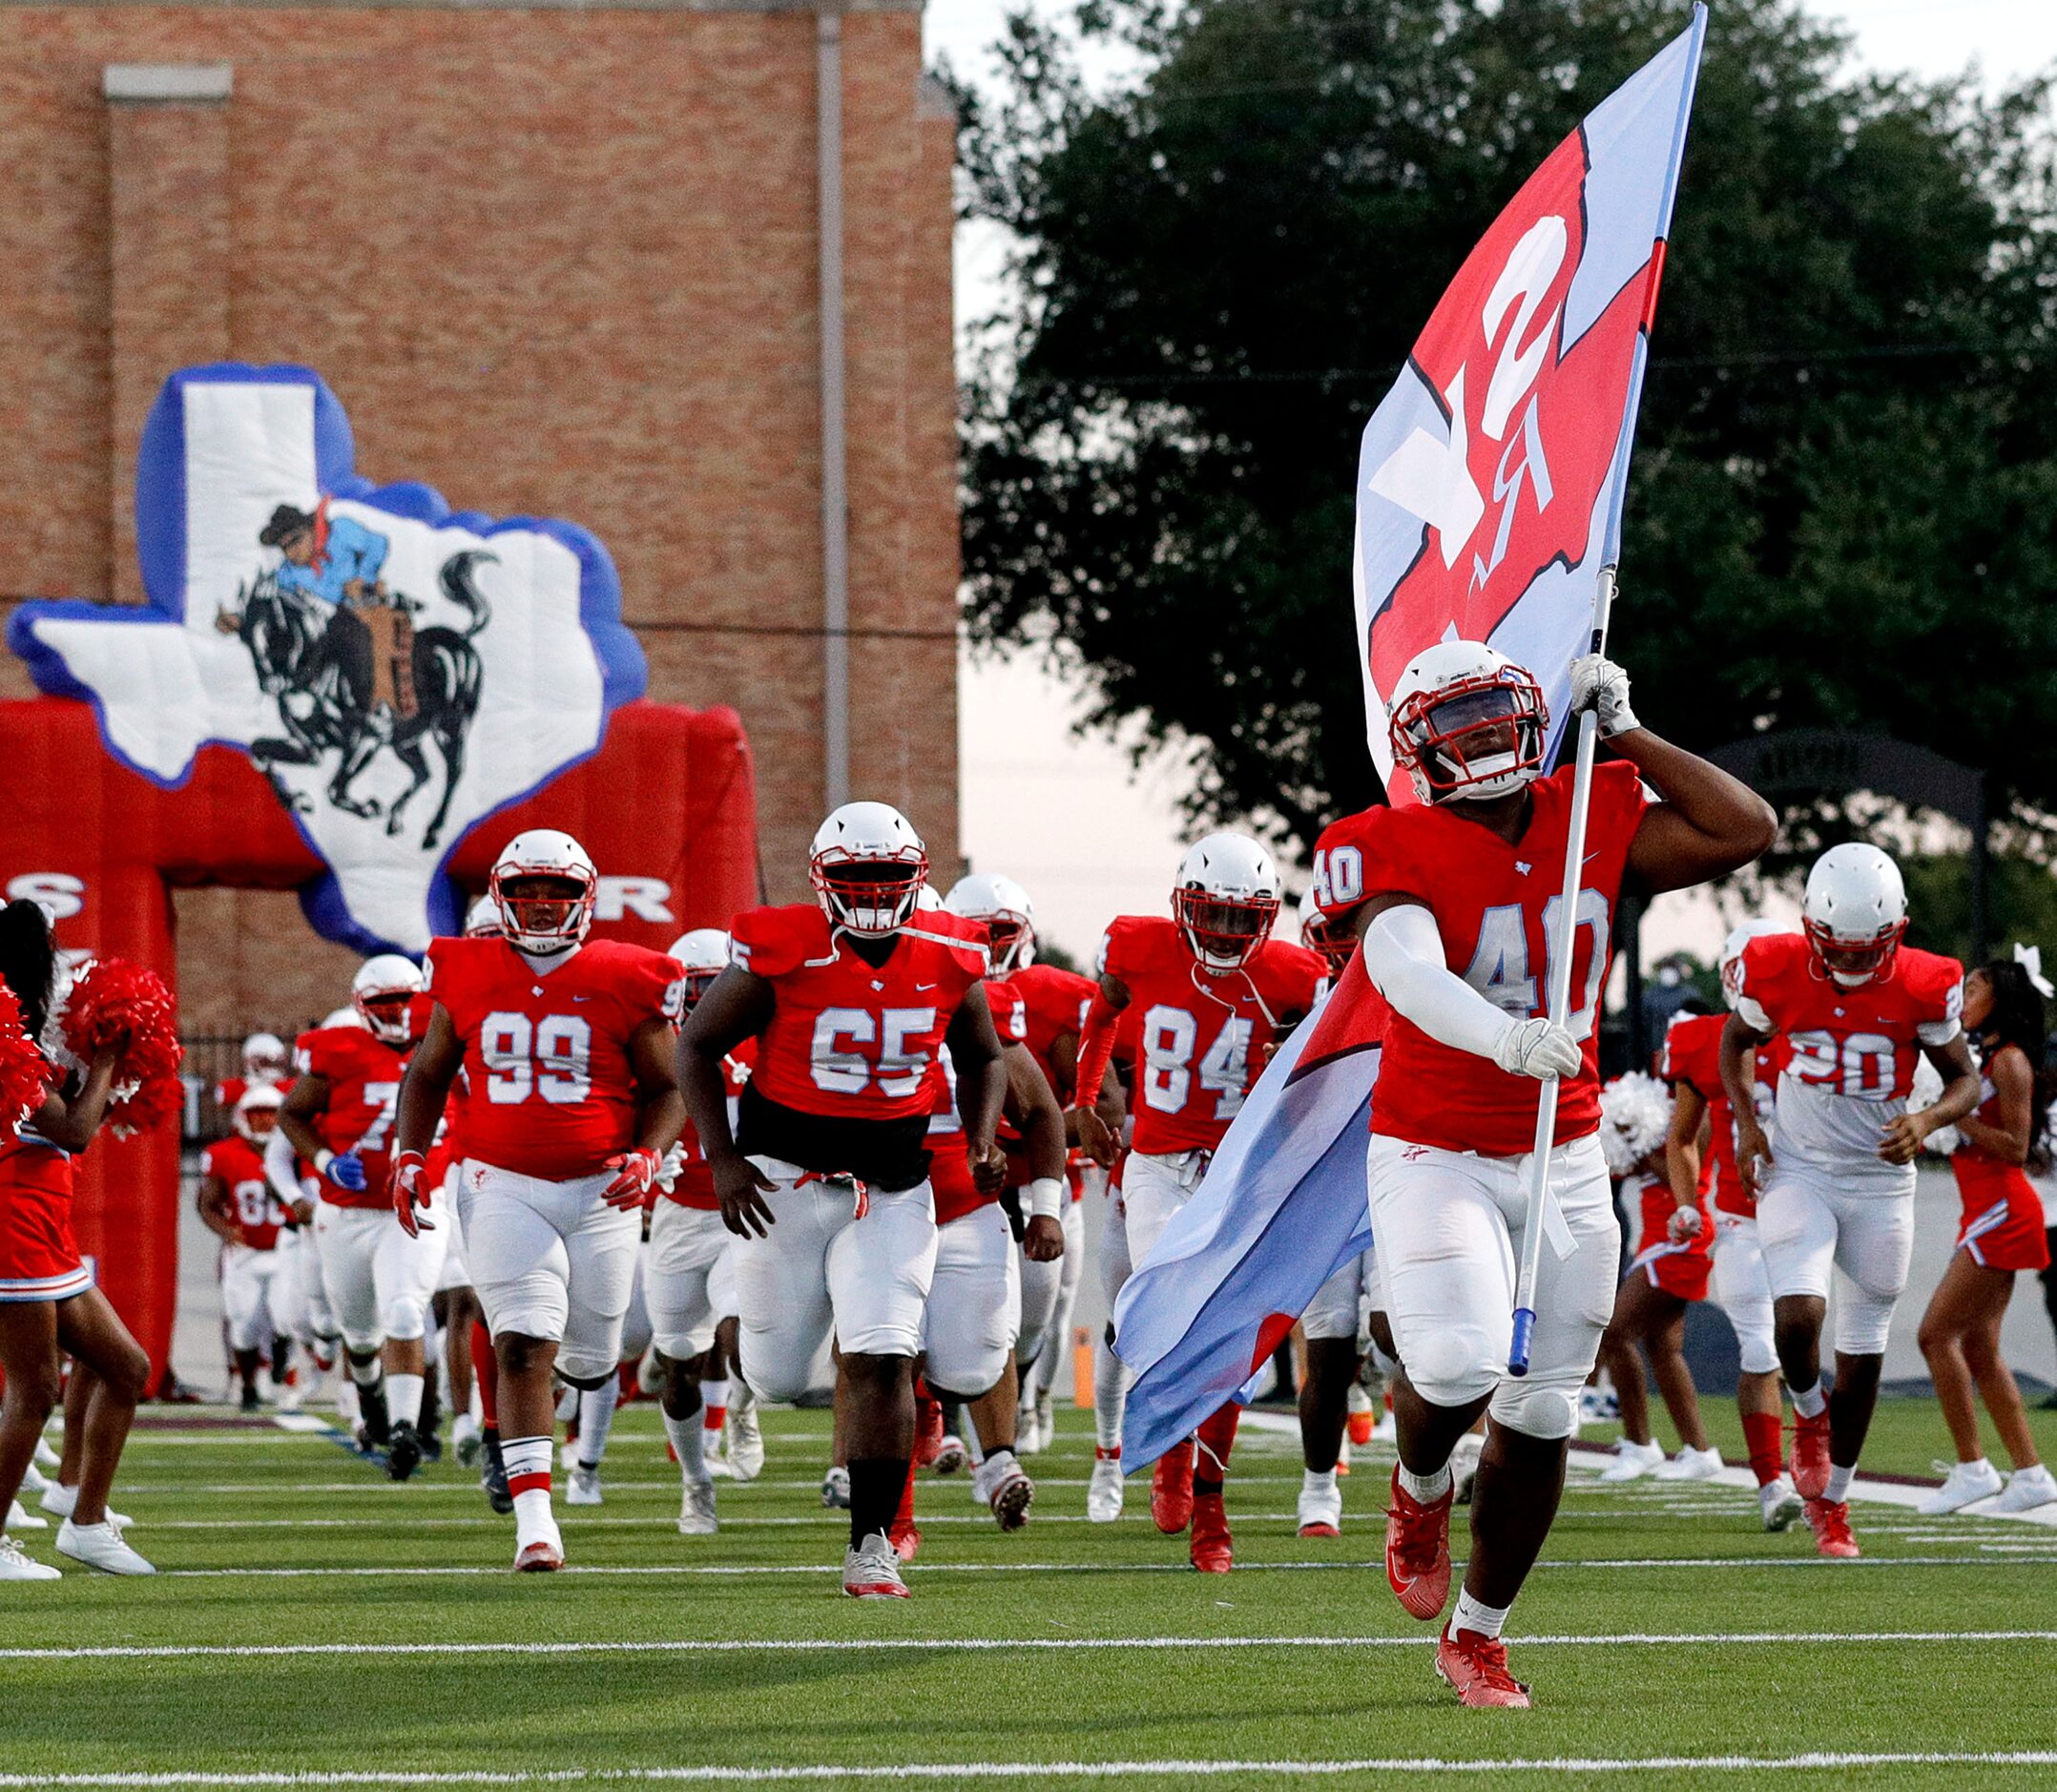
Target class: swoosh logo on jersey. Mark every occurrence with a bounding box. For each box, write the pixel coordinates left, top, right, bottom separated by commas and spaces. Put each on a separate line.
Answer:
916, 982, 938, 991
571, 994, 592, 1002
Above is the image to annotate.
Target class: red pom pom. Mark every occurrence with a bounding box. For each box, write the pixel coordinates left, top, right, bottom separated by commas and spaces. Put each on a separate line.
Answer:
60, 958, 183, 1138
0, 983, 50, 1134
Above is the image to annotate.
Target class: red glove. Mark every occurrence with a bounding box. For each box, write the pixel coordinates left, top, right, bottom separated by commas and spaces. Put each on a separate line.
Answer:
601, 1148, 661, 1211
389, 1150, 431, 1238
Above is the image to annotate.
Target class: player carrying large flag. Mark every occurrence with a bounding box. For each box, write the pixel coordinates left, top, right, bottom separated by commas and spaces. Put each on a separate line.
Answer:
1118, 6, 1778, 1708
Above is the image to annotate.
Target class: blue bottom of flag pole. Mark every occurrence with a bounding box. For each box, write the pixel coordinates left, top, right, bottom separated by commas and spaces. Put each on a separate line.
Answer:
1507, 1307, 1536, 1377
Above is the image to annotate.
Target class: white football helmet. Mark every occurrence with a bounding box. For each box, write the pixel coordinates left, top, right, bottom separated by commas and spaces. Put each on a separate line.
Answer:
667, 927, 730, 1013
809, 802, 928, 936
321, 1005, 365, 1031
233, 1083, 284, 1142
463, 894, 505, 940
1297, 886, 1354, 977
1718, 916, 1788, 1011
351, 954, 424, 1046
1173, 832, 1281, 972
1387, 639, 1549, 803
1802, 843, 1908, 988
945, 873, 1036, 974
241, 1031, 288, 1083
490, 828, 596, 954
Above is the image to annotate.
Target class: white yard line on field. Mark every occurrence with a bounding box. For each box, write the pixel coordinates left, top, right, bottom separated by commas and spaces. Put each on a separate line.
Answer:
4, 1629, 2052, 1662
6, 1753, 2057, 1786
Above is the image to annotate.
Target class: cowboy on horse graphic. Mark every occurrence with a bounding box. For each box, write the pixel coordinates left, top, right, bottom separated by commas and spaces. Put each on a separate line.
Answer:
259, 502, 420, 722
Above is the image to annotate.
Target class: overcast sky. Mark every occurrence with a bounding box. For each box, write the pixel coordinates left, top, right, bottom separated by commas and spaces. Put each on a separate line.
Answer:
931, 0, 2057, 964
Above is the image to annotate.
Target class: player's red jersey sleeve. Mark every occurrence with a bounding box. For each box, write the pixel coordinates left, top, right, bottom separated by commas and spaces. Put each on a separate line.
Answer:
985, 976, 1028, 1046
729, 906, 823, 980
201, 1140, 232, 1182
1900, 948, 1966, 1032
1311, 806, 1383, 921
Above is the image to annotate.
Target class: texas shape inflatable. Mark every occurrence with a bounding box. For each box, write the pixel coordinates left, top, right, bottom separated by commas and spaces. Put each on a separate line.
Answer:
10, 365, 645, 954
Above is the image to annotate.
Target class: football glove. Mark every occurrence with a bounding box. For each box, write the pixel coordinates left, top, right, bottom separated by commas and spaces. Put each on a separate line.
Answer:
389, 1150, 430, 1238
1569, 652, 1640, 739
322, 1151, 367, 1193
1492, 1017, 1583, 1082
601, 1148, 661, 1211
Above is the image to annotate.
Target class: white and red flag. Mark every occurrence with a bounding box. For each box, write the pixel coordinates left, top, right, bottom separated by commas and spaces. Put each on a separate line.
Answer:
1112, 12, 1707, 1450
1356, 7, 1706, 802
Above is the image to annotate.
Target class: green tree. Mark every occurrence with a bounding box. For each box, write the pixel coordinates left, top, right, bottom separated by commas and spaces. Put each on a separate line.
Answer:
957, 0, 2057, 863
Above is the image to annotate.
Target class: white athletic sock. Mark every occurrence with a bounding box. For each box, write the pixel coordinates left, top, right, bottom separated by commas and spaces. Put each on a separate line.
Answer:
1093, 1336, 1129, 1452
1824, 1463, 1854, 1504
1450, 1589, 1509, 1640
577, 1388, 618, 1470
1398, 1461, 1453, 1504
1793, 1381, 1827, 1419
701, 1377, 729, 1419
387, 1373, 425, 1428
664, 1408, 708, 1482
1302, 1467, 1337, 1494
500, 1436, 554, 1543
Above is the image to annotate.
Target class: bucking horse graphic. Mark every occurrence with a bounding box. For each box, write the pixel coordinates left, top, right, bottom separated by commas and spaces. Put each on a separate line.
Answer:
217, 551, 491, 850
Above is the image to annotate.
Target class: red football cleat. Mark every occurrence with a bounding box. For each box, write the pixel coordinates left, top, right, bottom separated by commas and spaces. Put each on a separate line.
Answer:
1435, 1625, 1531, 1709
1189, 1491, 1233, 1573
513, 1537, 563, 1573
1347, 1410, 1376, 1448
1790, 1408, 1832, 1501
1805, 1497, 1860, 1558
1385, 1466, 1454, 1622
914, 1392, 945, 1469
1151, 1440, 1195, 1535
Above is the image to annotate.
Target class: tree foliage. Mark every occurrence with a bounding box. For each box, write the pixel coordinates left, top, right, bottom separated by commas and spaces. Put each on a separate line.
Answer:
957, 0, 2057, 879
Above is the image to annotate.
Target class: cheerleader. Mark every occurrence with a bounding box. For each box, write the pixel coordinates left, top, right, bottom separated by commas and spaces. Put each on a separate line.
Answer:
1917, 950, 2057, 1514
0, 902, 154, 1578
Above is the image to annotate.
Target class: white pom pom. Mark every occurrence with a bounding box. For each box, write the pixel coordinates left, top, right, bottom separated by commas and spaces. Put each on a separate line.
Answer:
1599, 1071, 1673, 1177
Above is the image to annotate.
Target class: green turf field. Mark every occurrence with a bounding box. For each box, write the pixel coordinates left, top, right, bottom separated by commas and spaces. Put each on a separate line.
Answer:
3, 1396, 2054, 1789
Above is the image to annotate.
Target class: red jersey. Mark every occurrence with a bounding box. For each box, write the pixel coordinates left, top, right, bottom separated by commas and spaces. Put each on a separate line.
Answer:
664, 1041, 757, 1213
1310, 806, 1379, 922
1659, 1011, 1753, 1217
1009, 961, 1097, 1198
426, 937, 683, 1182
1097, 916, 1325, 1156
294, 1026, 409, 1209
732, 906, 987, 1121
1732, 931, 1963, 1192
203, 1136, 290, 1249
1362, 759, 1650, 1156
925, 976, 1027, 1224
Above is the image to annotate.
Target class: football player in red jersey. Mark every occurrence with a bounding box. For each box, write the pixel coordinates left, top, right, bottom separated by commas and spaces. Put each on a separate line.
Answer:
1356, 641, 1774, 1707
645, 926, 754, 1535
944, 874, 1121, 1457
1649, 920, 1802, 1529
1919, 954, 2057, 1515
198, 1087, 294, 1411
215, 1031, 290, 1118
392, 829, 685, 1572
1722, 844, 1978, 1558
677, 802, 1008, 1600
1069, 832, 1325, 1571
280, 956, 448, 1477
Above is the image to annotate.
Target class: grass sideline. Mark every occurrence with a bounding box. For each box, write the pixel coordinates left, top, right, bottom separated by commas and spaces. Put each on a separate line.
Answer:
2, 1396, 2053, 1789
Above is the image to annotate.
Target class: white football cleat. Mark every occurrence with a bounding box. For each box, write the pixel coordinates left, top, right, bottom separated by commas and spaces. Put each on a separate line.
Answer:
1296, 1476, 1342, 1538
1990, 1464, 2057, 1513
1920, 1458, 2005, 1514
452, 1411, 483, 1467
821, 1466, 851, 1510
1087, 1452, 1125, 1523
1450, 1431, 1486, 1505
842, 1531, 910, 1599
1652, 1445, 1725, 1482
723, 1399, 764, 1483
277, 1380, 306, 1415
1016, 1404, 1044, 1455
932, 1433, 967, 1475
0, 1534, 58, 1581
514, 1532, 564, 1573
8, 1500, 46, 1532
972, 1449, 1033, 1531
677, 1478, 718, 1535
1598, 1438, 1667, 1484
55, 1518, 155, 1575
566, 1467, 603, 1508
1760, 1474, 1804, 1531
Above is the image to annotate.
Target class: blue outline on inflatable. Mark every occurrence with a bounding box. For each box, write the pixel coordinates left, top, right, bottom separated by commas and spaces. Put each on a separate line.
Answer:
7, 363, 648, 957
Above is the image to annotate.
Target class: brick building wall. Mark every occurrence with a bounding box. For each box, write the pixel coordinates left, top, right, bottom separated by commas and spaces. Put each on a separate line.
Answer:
0, 0, 960, 1037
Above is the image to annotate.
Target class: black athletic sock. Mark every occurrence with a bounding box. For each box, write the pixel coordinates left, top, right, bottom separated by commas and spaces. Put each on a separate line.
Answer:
848, 1457, 907, 1551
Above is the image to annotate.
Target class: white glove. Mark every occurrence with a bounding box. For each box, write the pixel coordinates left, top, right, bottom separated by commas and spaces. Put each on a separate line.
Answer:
1569, 653, 1639, 739
1493, 1016, 1584, 1081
